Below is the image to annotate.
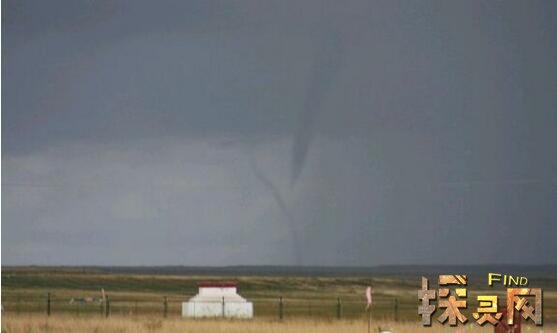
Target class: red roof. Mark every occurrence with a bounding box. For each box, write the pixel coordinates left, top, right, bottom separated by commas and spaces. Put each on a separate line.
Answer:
197, 281, 238, 288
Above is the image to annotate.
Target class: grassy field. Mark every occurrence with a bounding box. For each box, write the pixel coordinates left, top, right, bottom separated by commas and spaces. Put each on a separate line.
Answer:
2, 267, 556, 331
1, 267, 420, 320
4, 314, 546, 333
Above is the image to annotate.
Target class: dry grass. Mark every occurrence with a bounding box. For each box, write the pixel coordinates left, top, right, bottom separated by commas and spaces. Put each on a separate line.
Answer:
3, 314, 553, 333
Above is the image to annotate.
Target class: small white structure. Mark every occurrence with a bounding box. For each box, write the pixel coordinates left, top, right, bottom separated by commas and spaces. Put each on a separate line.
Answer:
182, 282, 253, 318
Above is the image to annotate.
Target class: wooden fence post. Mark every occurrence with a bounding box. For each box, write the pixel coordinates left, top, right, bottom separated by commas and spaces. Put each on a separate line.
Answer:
394, 298, 399, 322
163, 297, 168, 318
105, 296, 110, 317
47, 292, 51, 316
222, 296, 226, 318
278, 296, 283, 320
336, 297, 342, 319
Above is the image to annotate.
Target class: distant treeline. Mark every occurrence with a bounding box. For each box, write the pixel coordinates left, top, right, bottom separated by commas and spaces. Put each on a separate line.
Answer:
3, 264, 557, 278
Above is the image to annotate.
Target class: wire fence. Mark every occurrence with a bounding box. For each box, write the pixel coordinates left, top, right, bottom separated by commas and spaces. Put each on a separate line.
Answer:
1, 294, 413, 321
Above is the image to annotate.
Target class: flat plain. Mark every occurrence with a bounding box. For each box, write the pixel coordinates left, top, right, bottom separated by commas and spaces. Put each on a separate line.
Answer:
2, 266, 556, 332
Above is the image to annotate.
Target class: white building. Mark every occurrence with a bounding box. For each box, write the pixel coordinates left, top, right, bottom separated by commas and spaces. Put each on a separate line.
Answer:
182, 282, 253, 318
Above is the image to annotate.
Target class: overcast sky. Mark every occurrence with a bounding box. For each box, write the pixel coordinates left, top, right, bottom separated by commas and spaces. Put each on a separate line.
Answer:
2, 0, 557, 266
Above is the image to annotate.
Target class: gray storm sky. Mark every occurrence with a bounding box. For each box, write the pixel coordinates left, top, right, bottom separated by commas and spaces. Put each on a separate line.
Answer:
2, 0, 556, 266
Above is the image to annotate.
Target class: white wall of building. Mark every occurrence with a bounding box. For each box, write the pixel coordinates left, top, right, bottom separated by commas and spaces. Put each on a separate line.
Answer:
224, 302, 253, 318
182, 301, 253, 318
182, 285, 253, 318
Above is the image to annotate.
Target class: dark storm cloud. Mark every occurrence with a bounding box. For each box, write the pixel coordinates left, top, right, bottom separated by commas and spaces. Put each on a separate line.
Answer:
2, 0, 557, 265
